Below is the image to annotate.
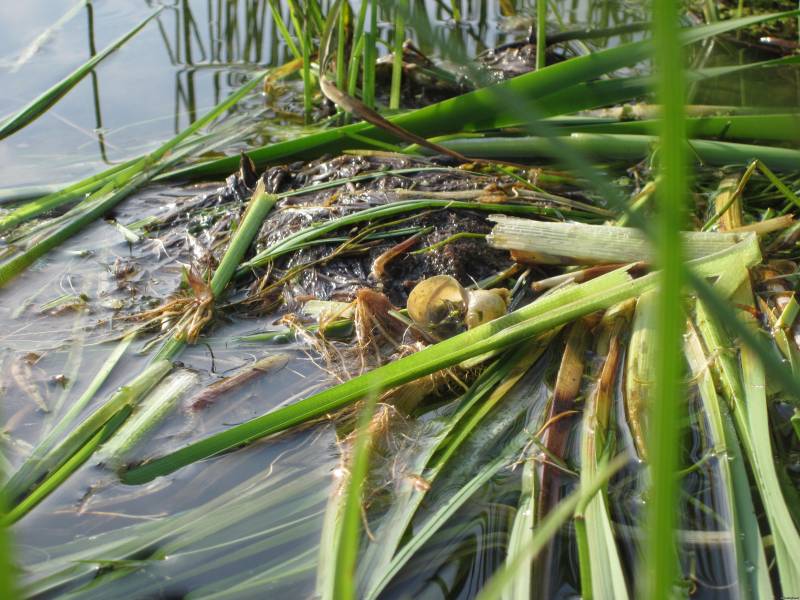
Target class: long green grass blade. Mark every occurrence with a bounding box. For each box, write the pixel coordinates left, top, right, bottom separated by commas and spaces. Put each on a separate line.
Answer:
646, 0, 688, 594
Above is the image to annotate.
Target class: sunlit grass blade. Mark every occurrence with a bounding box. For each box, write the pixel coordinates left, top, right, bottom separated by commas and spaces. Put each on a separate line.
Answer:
0, 9, 161, 140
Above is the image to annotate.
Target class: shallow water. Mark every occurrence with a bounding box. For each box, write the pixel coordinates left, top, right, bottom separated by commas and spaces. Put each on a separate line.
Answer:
1, 1, 797, 598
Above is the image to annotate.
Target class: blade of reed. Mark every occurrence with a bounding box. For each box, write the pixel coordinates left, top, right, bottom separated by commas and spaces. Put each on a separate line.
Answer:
475, 454, 628, 600
685, 321, 771, 599
123, 235, 761, 484
429, 134, 800, 172
0, 9, 161, 140
576, 303, 632, 600
163, 10, 800, 181
734, 282, 800, 595
536, 0, 546, 70
625, 290, 657, 460
389, 1, 406, 110
502, 457, 536, 600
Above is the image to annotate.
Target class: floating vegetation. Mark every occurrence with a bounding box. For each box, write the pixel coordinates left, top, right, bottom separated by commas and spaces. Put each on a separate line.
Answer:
0, 1, 799, 599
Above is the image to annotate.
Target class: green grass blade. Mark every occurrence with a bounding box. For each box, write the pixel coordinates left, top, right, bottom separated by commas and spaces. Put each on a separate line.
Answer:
646, 0, 688, 595
0, 9, 162, 140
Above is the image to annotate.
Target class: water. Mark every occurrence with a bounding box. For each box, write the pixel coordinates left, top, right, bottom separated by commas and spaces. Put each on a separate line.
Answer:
1, 1, 797, 598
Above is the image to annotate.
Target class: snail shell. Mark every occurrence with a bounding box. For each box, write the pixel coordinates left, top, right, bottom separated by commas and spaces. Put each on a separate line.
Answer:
407, 275, 468, 338
407, 276, 510, 337
466, 289, 510, 329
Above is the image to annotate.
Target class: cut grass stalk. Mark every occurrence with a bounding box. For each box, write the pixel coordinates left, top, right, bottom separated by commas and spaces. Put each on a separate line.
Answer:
0, 9, 161, 140
123, 235, 761, 483
536, 0, 546, 70
95, 370, 199, 468
488, 216, 748, 265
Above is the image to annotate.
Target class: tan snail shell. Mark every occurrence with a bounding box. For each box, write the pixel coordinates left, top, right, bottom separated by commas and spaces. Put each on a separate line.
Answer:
407, 275, 509, 337
466, 288, 510, 329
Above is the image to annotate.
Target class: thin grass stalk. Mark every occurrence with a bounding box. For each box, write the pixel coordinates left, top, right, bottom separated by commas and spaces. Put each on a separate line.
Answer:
389, 1, 406, 110
123, 236, 761, 483
646, 0, 687, 596
536, 0, 546, 70
299, 2, 313, 123
362, 0, 378, 108
347, 0, 368, 99
0, 10, 161, 140
335, 1, 347, 92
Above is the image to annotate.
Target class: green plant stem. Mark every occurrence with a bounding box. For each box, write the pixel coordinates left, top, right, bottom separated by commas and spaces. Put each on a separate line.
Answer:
389, 1, 406, 110
536, 0, 547, 70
